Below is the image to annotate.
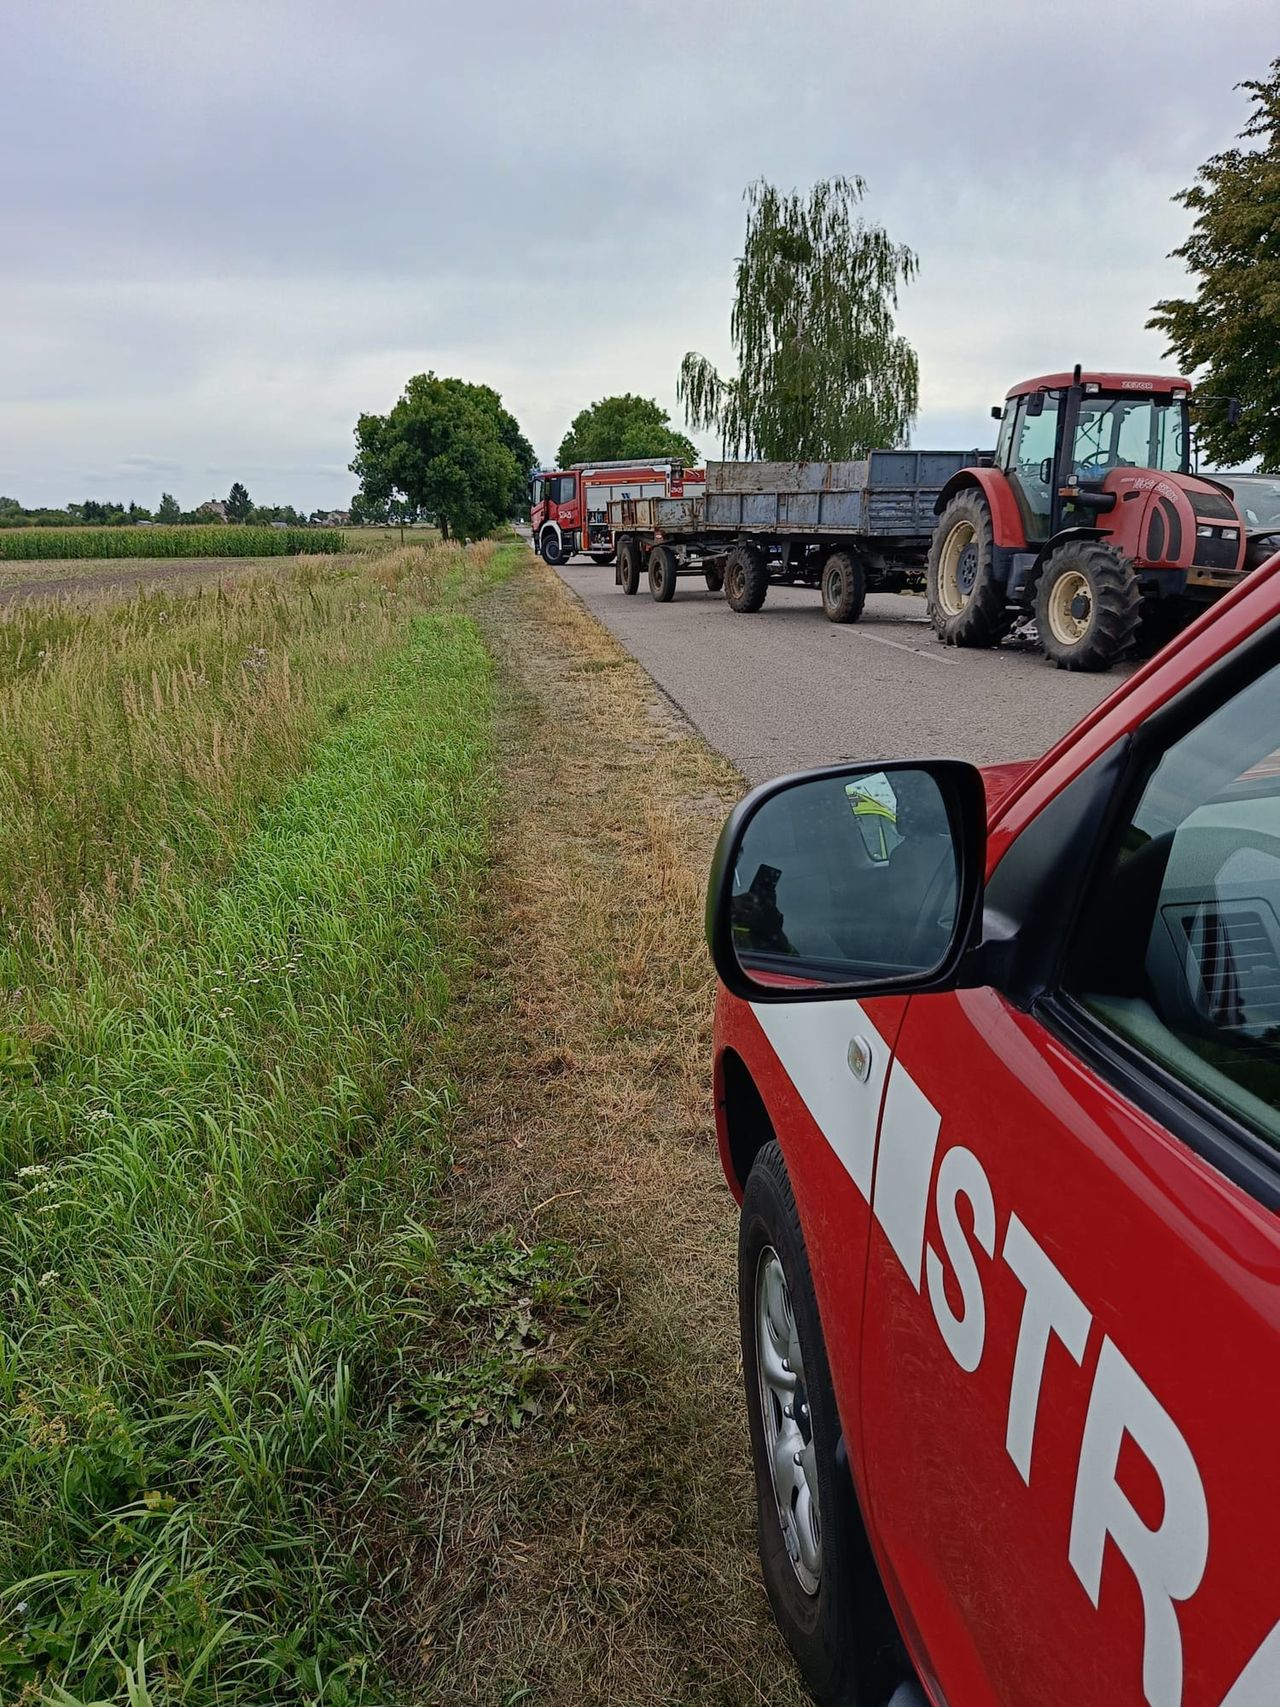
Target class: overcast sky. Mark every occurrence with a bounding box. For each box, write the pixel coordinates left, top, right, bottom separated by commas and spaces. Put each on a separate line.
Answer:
0, 0, 1268, 510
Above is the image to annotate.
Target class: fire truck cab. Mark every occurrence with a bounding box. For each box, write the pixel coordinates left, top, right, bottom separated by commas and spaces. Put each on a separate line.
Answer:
530, 459, 703, 566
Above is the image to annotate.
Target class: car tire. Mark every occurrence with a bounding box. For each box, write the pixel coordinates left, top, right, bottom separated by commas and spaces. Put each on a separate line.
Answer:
821, 552, 867, 624
1034, 540, 1141, 671
724, 543, 769, 613
740, 1141, 867, 1706
648, 544, 678, 602
927, 491, 1008, 646
618, 536, 643, 596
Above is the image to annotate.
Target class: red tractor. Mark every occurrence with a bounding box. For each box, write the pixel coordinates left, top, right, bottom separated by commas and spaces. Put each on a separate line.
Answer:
927, 368, 1249, 670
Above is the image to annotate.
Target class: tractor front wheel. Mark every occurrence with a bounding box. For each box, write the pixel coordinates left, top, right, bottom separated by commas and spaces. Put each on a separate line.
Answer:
1034, 541, 1141, 671
927, 492, 1008, 647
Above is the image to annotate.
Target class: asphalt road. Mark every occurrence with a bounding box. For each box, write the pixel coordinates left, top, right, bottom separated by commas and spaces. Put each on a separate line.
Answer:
551, 553, 1137, 785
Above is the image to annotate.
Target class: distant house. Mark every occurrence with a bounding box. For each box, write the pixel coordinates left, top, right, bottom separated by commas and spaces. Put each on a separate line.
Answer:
270, 519, 289, 530
311, 509, 352, 526
198, 499, 229, 520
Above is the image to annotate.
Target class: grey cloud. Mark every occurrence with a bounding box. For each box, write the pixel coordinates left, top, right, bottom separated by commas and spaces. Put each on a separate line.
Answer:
0, 0, 1270, 508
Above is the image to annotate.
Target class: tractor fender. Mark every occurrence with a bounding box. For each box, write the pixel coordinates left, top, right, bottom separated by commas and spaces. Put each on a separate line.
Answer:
934, 467, 1026, 551
1009, 526, 1108, 603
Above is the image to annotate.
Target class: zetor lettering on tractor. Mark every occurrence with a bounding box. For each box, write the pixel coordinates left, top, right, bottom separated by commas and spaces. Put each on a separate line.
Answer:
928, 369, 1250, 671
528, 459, 704, 567
707, 550, 1280, 1706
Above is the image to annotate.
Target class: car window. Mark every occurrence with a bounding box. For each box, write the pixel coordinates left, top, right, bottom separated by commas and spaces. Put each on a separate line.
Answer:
1066, 657, 1280, 1149
552, 475, 576, 504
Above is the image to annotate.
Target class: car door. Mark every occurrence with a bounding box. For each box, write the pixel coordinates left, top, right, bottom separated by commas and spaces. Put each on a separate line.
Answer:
857, 651, 1280, 1706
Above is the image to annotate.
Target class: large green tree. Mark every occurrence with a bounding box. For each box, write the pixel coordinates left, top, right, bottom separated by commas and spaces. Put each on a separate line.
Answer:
556, 393, 698, 468
226, 482, 252, 522
350, 373, 532, 541
679, 177, 919, 461
157, 492, 181, 523
1148, 59, 1280, 469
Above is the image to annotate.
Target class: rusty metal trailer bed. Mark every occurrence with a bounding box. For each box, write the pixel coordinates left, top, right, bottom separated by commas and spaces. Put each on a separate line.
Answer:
608, 451, 987, 618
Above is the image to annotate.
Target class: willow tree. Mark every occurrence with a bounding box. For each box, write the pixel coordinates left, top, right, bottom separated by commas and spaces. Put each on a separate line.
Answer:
679, 176, 919, 461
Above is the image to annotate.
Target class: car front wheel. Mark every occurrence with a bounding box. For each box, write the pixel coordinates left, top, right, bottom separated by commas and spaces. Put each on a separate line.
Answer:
740, 1141, 877, 1706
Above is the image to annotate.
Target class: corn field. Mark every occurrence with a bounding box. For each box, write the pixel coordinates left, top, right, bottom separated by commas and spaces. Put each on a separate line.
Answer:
0, 524, 344, 561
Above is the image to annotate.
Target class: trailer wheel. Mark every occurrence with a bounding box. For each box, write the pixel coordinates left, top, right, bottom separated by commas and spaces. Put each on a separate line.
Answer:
927, 491, 1008, 647
725, 544, 769, 613
820, 552, 866, 624
590, 551, 616, 566
618, 536, 643, 596
648, 544, 678, 602
704, 565, 725, 593
1034, 541, 1141, 672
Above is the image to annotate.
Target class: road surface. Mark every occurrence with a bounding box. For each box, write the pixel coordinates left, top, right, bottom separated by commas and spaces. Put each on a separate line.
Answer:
552, 554, 1136, 784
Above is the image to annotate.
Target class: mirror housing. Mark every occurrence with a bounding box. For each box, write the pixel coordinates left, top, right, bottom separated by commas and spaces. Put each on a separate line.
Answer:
706, 759, 988, 1005
1026, 391, 1045, 418
991, 404, 1004, 421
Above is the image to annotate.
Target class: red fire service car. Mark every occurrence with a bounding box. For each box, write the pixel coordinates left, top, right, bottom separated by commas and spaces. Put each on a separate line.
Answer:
706, 550, 1280, 1706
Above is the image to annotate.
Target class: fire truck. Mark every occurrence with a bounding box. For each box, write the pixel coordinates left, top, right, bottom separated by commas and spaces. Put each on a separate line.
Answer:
529, 459, 705, 567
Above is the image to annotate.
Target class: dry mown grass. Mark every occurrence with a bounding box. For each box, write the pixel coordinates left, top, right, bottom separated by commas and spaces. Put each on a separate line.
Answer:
400, 554, 809, 1706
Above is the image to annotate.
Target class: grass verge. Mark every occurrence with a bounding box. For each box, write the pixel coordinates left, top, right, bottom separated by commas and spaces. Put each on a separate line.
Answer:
0, 541, 595, 1705
392, 555, 809, 1705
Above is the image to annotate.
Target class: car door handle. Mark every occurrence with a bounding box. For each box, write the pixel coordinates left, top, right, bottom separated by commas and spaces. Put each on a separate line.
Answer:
847, 1035, 873, 1083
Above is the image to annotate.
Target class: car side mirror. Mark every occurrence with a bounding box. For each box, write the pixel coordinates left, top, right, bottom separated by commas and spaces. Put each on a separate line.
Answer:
1026, 392, 1045, 418
706, 760, 988, 1003
991, 405, 1004, 421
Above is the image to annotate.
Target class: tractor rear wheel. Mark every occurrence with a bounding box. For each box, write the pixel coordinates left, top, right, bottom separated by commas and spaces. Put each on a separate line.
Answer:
648, 544, 678, 602
820, 552, 867, 624
618, 536, 643, 596
725, 544, 769, 613
927, 492, 1008, 647
1034, 541, 1141, 671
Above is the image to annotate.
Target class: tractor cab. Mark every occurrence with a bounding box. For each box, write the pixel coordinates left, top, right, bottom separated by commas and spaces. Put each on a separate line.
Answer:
992, 371, 1192, 545
929, 367, 1250, 672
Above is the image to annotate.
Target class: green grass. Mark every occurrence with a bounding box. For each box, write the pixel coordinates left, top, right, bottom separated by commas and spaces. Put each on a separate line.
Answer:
0, 528, 343, 563
0, 539, 586, 1705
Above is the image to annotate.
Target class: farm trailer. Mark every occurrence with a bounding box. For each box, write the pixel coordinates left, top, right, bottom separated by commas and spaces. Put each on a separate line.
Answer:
608, 451, 987, 621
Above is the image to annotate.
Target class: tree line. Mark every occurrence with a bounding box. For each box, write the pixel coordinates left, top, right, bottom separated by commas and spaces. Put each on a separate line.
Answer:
0, 484, 333, 530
